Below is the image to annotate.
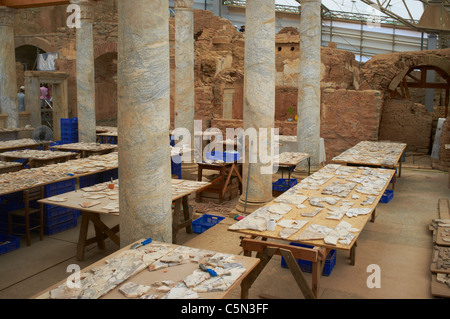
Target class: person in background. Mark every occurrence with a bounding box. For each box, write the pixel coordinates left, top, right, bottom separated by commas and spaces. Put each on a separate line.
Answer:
40, 83, 48, 108
17, 86, 25, 112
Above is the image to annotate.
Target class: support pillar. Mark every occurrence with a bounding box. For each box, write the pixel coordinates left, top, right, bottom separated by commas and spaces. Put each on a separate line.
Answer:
235, 0, 275, 214
296, 0, 322, 172
174, 0, 196, 177
0, 7, 18, 128
24, 74, 41, 128
118, 0, 172, 246
72, 0, 96, 142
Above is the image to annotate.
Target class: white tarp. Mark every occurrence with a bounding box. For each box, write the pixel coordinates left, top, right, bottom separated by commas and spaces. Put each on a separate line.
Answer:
37, 52, 58, 71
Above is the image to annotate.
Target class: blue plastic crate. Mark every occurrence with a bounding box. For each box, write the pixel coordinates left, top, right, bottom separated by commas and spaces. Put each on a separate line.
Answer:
79, 173, 102, 188
44, 179, 75, 197
0, 192, 25, 212
0, 233, 20, 256
45, 210, 77, 227
272, 178, 298, 192
380, 189, 394, 203
281, 243, 336, 276
99, 168, 119, 183
44, 205, 74, 218
206, 151, 240, 163
44, 218, 77, 235
171, 159, 182, 179
60, 118, 78, 128
192, 214, 225, 234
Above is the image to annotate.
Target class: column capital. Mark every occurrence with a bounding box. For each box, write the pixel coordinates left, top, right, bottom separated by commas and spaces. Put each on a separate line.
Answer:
174, 0, 194, 9
0, 6, 15, 27
70, 0, 95, 21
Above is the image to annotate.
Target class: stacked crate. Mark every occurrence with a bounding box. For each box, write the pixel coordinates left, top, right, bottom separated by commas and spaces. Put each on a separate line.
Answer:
43, 179, 79, 235
60, 118, 78, 145
0, 192, 25, 233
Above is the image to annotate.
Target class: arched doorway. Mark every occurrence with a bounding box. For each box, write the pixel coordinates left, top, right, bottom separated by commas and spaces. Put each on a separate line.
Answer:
388, 64, 450, 117
380, 59, 450, 163
15, 44, 46, 71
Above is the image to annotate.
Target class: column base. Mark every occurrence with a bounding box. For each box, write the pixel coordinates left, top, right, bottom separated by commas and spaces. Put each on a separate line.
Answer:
234, 195, 272, 215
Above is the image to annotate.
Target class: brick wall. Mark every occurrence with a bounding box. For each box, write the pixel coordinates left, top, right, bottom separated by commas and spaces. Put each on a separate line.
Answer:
378, 99, 433, 153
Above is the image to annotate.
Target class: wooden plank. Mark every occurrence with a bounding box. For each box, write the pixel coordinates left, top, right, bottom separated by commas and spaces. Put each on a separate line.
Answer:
0, 0, 69, 8
279, 248, 316, 299
241, 238, 320, 262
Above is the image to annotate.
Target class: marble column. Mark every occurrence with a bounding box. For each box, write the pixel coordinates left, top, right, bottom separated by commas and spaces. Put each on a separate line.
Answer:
235, 0, 275, 214
118, 0, 172, 246
24, 73, 41, 129
297, 0, 322, 172
174, 0, 196, 175
71, 0, 96, 142
0, 7, 18, 129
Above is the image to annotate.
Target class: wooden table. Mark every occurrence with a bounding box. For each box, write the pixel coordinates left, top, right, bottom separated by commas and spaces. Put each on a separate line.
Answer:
275, 152, 311, 179
196, 161, 243, 203
0, 152, 118, 197
52, 142, 118, 158
0, 127, 34, 141
331, 141, 406, 190
33, 239, 259, 300
0, 149, 78, 168
228, 164, 395, 299
0, 161, 23, 174
0, 138, 51, 152
39, 179, 212, 261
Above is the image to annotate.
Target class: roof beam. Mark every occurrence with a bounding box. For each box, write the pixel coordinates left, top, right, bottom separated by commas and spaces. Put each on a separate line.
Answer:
0, 0, 70, 8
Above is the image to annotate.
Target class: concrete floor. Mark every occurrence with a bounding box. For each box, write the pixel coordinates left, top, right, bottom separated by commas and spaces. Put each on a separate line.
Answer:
0, 163, 449, 299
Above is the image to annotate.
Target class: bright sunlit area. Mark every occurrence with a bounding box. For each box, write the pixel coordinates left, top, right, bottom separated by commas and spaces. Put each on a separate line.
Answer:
275, 0, 425, 21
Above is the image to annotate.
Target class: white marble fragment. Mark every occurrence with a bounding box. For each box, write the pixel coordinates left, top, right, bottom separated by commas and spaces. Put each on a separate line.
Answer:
301, 208, 322, 217
119, 282, 152, 298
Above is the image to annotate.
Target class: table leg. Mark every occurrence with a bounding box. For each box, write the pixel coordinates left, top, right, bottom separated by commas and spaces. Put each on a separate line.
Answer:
196, 166, 203, 201
76, 213, 90, 261
279, 248, 317, 299
172, 198, 182, 244
350, 241, 357, 266
221, 164, 234, 201
91, 214, 106, 250
182, 196, 193, 234
370, 208, 376, 223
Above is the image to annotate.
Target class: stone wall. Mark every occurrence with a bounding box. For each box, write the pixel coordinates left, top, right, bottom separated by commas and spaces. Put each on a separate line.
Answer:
438, 117, 450, 170
378, 99, 433, 153
321, 89, 383, 161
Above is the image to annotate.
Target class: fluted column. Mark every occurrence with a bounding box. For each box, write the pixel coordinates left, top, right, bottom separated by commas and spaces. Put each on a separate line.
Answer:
118, 0, 172, 246
71, 0, 96, 142
235, 0, 275, 214
0, 7, 18, 128
297, 0, 322, 172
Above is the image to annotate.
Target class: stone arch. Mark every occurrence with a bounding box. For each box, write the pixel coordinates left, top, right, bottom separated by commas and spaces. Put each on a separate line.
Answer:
388, 54, 450, 91
94, 42, 118, 60
14, 36, 57, 55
